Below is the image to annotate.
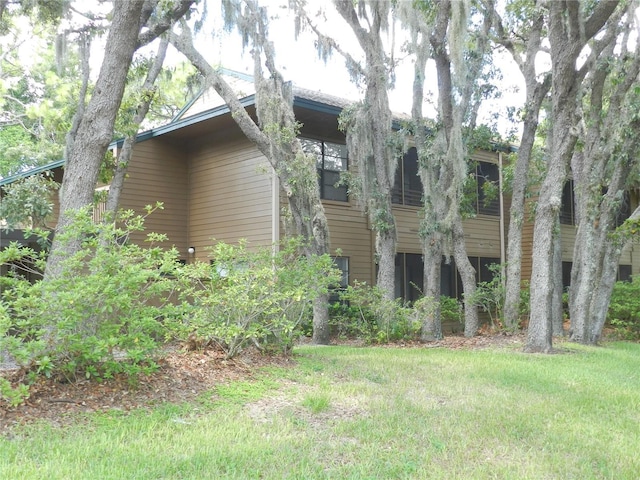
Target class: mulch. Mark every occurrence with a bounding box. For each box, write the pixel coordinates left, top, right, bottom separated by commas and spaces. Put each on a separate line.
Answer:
1, 332, 524, 434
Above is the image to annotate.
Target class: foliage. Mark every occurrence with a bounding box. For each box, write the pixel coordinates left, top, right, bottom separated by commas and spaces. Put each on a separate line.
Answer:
468, 263, 505, 328
174, 238, 340, 358
607, 276, 640, 340
0, 205, 182, 397
331, 281, 421, 343
0, 173, 59, 230
439, 295, 464, 326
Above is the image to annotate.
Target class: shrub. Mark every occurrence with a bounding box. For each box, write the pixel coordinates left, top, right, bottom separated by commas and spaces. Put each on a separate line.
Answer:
439, 295, 464, 326
333, 282, 420, 343
468, 263, 504, 328
607, 276, 640, 340
174, 238, 340, 358
0, 205, 182, 394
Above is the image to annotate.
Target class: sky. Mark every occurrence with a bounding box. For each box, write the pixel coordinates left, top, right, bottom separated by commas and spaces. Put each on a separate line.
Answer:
192, 0, 525, 137
44, 0, 526, 137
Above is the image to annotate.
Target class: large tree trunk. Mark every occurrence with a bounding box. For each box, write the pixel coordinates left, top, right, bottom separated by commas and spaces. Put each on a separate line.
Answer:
494, 11, 551, 330
526, 171, 564, 352
452, 219, 479, 337
45, 0, 146, 280
525, 0, 619, 352
420, 232, 444, 341
334, 0, 398, 302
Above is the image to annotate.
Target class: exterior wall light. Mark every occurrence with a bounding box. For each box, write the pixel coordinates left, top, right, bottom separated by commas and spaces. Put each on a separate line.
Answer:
187, 246, 195, 255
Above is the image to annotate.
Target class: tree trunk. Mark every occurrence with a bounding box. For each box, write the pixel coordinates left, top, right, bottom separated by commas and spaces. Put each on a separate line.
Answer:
420, 233, 443, 341
105, 38, 169, 217
453, 218, 479, 337
551, 224, 564, 336
525, 175, 563, 352
45, 0, 146, 280
493, 11, 551, 330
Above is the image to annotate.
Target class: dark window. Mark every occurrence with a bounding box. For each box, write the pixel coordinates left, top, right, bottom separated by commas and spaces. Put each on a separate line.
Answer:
560, 180, 576, 225
440, 258, 456, 298
618, 264, 632, 282
330, 256, 349, 302
473, 161, 500, 216
392, 147, 422, 206
332, 257, 349, 289
395, 253, 423, 302
441, 256, 500, 299
301, 138, 348, 202
562, 261, 573, 291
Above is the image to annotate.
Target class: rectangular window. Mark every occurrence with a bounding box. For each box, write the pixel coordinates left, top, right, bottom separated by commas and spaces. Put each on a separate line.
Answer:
618, 264, 632, 282
441, 256, 500, 299
395, 253, 423, 302
562, 261, 572, 291
560, 180, 576, 225
330, 256, 349, 302
301, 138, 348, 202
392, 147, 422, 206
473, 161, 500, 216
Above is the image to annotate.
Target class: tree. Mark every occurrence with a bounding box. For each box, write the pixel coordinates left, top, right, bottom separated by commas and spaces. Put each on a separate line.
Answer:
401, 0, 494, 338
169, 0, 333, 344
44, 0, 195, 280
104, 37, 170, 217
490, 0, 551, 331
294, 0, 400, 303
0, 173, 58, 230
525, 0, 619, 353
0, 9, 86, 176
568, 4, 640, 344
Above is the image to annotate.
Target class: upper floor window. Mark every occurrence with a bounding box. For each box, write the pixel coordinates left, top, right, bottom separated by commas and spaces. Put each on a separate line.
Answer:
392, 147, 422, 207
560, 180, 576, 225
301, 138, 348, 202
472, 161, 500, 216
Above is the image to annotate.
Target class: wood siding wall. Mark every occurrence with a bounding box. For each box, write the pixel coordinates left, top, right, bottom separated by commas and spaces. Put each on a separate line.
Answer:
119, 138, 189, 257
187, 130, 273, 262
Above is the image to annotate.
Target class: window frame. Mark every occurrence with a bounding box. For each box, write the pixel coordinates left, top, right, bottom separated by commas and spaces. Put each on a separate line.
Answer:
392, 147, 423, 207
472, 161, 500, 217
300, 137, 349, 202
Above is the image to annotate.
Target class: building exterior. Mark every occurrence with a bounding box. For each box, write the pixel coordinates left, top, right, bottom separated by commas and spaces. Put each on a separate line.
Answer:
1, 71, 638, 303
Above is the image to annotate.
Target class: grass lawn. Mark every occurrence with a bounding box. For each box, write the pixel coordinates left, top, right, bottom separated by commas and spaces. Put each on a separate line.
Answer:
1, 340, 639, 479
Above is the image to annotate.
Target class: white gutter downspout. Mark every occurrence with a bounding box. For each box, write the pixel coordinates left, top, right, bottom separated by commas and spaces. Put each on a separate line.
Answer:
271, 167, 280, 254
498, 151, 506, 285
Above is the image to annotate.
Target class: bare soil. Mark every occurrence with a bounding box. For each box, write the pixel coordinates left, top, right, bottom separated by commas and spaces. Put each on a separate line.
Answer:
1, 332, 524, 434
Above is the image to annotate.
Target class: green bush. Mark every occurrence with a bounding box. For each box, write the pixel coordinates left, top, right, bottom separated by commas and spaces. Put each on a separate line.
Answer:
173, 238, 340, 358
332, 282, 420, 343
0, 205, 181, 391
607, 276, 640, 340
439, 295, 463, 326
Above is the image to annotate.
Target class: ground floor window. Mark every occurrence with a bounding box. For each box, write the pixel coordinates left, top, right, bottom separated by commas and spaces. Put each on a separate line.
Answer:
441, 256, 501, 300
330, 256, 349, 302
395, 253, 500, 302
395, 253, 423, 302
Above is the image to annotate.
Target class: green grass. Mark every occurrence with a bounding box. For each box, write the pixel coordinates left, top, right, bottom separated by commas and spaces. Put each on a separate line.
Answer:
2, 341, 640, 479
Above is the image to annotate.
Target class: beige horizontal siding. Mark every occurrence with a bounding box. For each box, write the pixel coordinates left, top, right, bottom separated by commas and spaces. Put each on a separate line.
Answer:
324, 202, 374, 285
188, 134, 273, 261
462, 217, 502, 258
120, 139, 189, 256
